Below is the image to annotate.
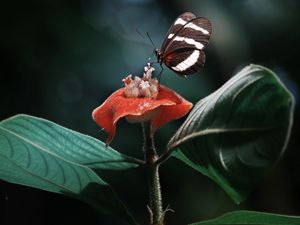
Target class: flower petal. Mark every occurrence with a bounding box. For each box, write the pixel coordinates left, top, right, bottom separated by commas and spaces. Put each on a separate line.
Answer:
92, 89, 124, 144
151, 85, 193, 132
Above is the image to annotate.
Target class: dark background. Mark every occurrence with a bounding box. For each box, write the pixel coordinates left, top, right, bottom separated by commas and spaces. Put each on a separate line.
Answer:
1, 0, 300, 224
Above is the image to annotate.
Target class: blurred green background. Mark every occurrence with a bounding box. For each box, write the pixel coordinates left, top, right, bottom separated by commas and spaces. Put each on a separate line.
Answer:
1, 0, 300, 224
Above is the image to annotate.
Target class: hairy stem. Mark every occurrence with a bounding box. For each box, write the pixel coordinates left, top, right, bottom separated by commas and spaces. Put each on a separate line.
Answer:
142, 122, 163, 225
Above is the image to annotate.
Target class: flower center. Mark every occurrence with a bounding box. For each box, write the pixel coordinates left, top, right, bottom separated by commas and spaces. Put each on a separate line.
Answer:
123, 64, 158, 98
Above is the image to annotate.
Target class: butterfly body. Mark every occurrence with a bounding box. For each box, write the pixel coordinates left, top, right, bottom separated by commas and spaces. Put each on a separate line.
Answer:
155, 12, 212, 77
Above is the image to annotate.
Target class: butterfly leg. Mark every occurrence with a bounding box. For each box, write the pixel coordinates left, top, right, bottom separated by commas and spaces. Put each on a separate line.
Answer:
157, 63, 164, 82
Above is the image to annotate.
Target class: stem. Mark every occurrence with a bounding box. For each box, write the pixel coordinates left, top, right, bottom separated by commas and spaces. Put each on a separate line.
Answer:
142, 122, 163, 225
156, 150, 172, 166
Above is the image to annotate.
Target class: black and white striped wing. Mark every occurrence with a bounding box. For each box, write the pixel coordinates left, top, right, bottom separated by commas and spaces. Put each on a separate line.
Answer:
161, 12, 212, 76
164, 49, 205, 75
162, 16, 212, 53
160, 12, 196, 52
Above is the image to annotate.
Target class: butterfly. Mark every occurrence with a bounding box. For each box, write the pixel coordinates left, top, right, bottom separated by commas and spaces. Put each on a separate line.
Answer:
154, 12, 212, 77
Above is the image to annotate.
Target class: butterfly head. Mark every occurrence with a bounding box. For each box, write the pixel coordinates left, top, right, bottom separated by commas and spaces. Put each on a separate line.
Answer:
154, 48, 162, 64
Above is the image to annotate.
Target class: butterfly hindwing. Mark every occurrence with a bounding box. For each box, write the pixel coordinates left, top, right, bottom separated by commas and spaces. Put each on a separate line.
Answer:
165, 49, 205, 75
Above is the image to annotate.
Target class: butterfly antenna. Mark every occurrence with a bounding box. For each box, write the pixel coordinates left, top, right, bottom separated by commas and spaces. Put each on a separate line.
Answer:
135, 28, 146, 39
146, 32, 156, 49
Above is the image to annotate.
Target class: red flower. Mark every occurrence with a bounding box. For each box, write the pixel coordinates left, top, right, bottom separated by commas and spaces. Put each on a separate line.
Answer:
92, 65, 193, 144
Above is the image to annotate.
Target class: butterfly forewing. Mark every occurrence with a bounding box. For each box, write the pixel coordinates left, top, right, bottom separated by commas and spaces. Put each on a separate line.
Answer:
160, 12, 196, 53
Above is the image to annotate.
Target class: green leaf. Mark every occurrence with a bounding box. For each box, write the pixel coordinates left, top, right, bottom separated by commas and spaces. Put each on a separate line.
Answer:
168, 64, 293, 203
190, 210, 300, 225
0, 114, 138, 224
